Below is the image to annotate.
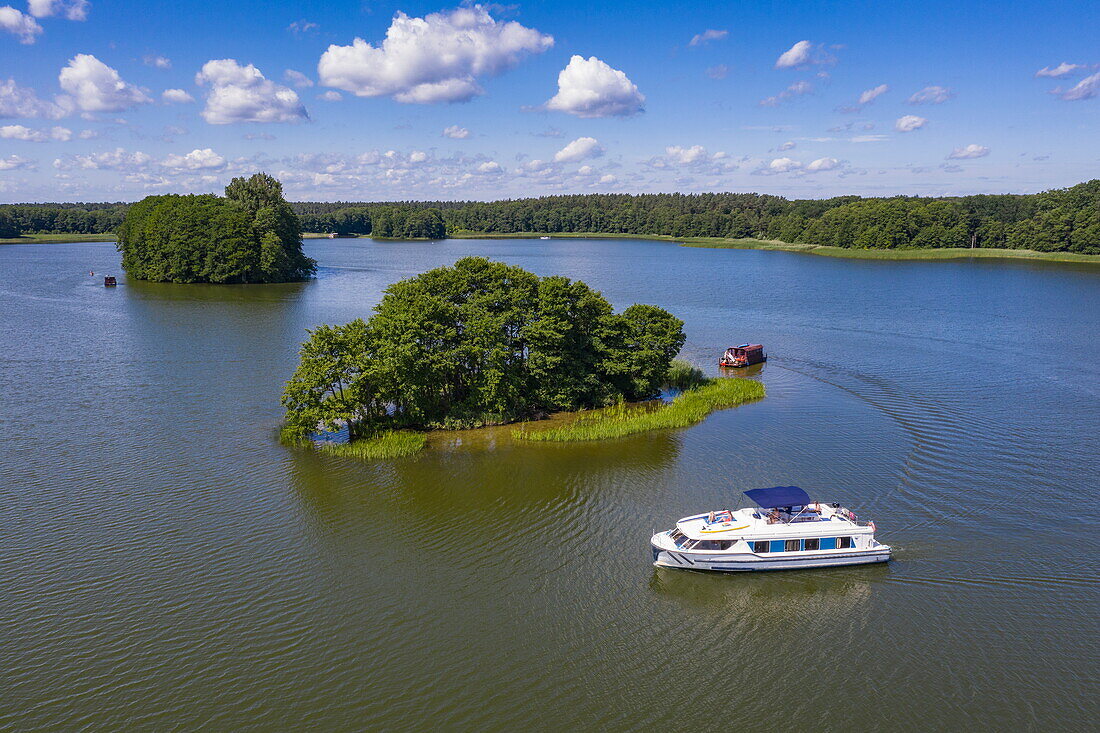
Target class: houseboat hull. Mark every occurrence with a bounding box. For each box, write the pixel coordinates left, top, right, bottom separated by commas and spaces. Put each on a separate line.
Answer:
718, 355, 767, 368
651, 541, 891, 572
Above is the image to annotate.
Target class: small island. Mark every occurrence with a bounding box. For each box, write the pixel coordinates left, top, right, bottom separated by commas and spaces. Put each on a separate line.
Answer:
116, 173, 316, 283
280, 257, 764, 458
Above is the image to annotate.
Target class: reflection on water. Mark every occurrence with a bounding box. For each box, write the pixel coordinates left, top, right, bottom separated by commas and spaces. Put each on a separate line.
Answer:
0, 239, 1097, 730
649, 563, 881, 621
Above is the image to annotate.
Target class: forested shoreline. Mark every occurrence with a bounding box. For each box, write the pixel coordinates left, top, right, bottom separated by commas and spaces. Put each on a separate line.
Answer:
3, 179, 1099, 254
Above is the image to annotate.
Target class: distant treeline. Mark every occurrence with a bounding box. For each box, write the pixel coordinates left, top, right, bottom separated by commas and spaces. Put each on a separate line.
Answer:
0, 203, 127, 236
295, 205, 445, 239
3, 179, 1099, 253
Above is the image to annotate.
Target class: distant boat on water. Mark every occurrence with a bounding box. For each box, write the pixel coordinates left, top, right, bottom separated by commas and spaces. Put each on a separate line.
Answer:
719, 343, 766, 368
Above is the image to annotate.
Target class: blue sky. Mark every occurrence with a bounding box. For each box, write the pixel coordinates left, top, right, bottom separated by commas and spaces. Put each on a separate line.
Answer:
1, 0, 1098, 202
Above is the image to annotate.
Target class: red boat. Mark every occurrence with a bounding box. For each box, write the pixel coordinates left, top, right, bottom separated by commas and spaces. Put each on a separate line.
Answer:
719, 344, 766, 368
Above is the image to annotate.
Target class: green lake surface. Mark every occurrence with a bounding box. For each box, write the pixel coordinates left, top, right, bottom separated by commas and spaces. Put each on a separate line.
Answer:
1, 239, 1097, 730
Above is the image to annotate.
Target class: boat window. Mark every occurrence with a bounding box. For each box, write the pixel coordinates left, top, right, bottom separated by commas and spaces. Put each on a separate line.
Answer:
804, 538, 820, 551
675, 534, 693, 549
837, 536, 853, 549
820, 537, 837, 550
753, 541, 770, 553
669, 529, 684, 542
691, 540, 735, 551
784, 539, 801, 552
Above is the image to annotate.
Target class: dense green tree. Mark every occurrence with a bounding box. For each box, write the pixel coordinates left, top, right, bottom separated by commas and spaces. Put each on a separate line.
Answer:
0, 210, 18, 238
282, 257, 686, 438
116, 174, 316, 283
224, 173, 315, 279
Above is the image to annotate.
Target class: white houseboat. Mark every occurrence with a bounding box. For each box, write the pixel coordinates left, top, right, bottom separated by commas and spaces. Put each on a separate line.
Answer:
651, 486, 890, 572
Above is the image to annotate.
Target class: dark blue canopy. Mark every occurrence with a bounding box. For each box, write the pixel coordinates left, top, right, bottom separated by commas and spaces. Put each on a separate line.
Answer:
744, 486, 811, 508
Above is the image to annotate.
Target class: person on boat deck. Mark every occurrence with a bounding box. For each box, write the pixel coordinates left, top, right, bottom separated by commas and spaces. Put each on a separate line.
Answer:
767, 509, 780, 524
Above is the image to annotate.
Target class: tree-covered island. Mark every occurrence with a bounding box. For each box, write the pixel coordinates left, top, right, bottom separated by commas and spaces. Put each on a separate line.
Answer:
280, 257, 762, 458
115, 173, 316, 283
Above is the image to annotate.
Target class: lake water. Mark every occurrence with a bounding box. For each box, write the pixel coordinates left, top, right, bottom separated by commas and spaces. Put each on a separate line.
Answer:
1, 239, 1097, 730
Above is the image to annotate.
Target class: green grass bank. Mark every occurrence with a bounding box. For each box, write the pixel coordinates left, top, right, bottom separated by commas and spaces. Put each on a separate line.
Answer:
0, 233, 117, 245
514, 377, 765, 443
312, 430, 427, 460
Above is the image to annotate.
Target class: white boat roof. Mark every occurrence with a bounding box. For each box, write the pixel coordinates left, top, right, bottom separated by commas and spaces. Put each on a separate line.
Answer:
675, 504, 872, 541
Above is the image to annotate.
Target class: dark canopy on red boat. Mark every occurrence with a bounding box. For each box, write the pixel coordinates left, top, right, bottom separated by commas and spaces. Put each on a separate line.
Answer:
744, 486, 811, 508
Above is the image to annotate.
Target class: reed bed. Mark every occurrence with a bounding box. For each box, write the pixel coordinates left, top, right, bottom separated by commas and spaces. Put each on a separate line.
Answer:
515, 377, 765, 442
319, 430, 426, 459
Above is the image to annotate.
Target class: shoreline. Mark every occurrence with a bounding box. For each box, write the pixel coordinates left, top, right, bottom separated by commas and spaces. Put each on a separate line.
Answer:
448, 232, 1100, 265
312, 378, 765, 460
0, 233, 117, 245
5, 230, 1097, 264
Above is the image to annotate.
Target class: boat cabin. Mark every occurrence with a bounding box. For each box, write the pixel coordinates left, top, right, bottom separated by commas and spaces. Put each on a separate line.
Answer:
103, 276, 117, 287
719, 343, 766, 368
651, 485, 890, 571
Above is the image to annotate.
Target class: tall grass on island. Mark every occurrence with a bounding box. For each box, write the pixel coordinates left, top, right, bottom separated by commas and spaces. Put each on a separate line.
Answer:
515, 376, 765, 443
283, 428, 427, 459
321, 430, 426, 459
665, 358, 709, 391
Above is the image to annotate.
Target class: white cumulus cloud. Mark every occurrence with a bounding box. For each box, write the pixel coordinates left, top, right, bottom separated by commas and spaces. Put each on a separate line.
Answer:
947, 144, 989, 159
162, 88, 194, 104
317, 90, 341, 102
806, 157, 840, 172
284, 69, 313, 88
161, 148, 225, 171
858, 84, 889, 104
54, 147, 152, 170
28, 0, 87, 20
689, 29, 727, 47
775, 40, 812, 68
59, 54, 152, 113
1055, 72, 1100, 101
908, 85, 953, 104
0, 6, 43, 44
0, 154, 34, 170
0, 77, 68, 118
195, 59, 308, 124
1035, 62, 1085, 78
649, 145, 736, 174
553, 136, 603, 163
318, 5, 553, 104
760, 80, 812, 107
0, 124, 71, 141
767, 157, 801, 173
144, 55, 171, 70
665, 145, 708, 164
895, 114, 926, 132
442, 124, 469, 139
546, 55, 644, 118
756, 156, 843, 175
